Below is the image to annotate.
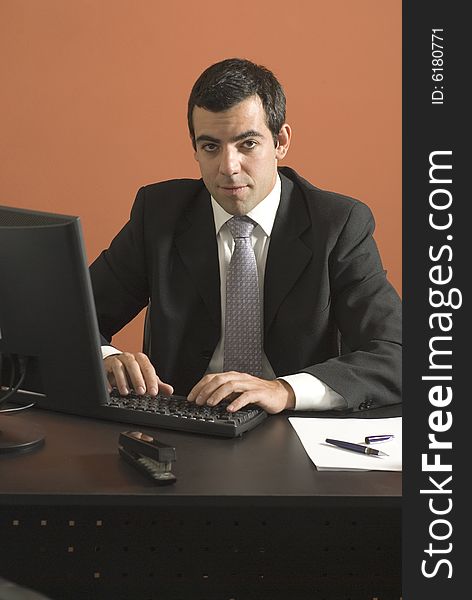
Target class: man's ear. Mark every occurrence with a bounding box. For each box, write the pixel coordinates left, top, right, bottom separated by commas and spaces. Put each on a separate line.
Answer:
275, 124, 292, 160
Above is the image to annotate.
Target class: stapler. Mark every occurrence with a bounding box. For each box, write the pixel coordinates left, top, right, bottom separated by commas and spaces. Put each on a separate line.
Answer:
118, 431, 177, 485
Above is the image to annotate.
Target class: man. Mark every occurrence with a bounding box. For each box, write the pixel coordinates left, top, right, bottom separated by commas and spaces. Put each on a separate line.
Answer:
90, 58, 401, 415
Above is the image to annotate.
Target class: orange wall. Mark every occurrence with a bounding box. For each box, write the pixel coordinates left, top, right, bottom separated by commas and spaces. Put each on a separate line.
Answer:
0, 0, 401, 352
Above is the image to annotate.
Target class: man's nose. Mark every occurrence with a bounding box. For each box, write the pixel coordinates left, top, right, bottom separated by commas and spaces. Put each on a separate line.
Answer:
219, 147, 240, 177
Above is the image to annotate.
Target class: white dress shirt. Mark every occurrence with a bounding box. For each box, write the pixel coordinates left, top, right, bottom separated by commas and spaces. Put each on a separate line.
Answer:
102, 175, 345, 410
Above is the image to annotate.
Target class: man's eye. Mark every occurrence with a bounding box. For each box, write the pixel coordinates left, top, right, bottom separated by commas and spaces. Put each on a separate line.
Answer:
243, 140, 257, 149
202, 144, 218, 152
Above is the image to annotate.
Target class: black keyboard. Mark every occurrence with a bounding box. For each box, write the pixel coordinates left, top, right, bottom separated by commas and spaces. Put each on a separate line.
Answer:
103, 389, 268, 437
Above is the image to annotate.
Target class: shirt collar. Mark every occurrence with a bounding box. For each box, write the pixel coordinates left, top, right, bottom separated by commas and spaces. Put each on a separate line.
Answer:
211, 173, 281, 237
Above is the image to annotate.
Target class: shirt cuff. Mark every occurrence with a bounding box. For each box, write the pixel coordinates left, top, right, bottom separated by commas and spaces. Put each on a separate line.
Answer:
279, 373, 346, 411
101, 345, 122, 360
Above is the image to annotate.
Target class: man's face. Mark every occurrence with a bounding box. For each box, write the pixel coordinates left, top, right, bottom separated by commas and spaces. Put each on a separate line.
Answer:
192, 95, 291, 215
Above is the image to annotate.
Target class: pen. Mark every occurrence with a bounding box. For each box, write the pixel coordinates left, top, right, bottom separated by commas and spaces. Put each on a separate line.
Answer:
364, 435, 395, 444
325, 438, 388, 457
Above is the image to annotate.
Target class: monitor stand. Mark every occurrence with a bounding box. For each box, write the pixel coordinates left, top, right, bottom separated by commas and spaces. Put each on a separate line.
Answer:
0, 416, 45, 455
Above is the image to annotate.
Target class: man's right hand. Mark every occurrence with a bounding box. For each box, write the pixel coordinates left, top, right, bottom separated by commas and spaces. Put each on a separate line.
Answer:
103, 352, 174, 397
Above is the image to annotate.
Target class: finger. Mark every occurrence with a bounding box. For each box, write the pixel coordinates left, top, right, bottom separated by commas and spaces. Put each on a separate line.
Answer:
187, 374, 218, 402
125, 357, 174, 396
108, 357, 131, 395
119, 353, 147, 395
226, 391, 256, 413
156, 377, 174, 397
103, 355, 120, 393
105, 366, 117, 392
125, 352, 173, 396
206, 382, 243, 407
197, 373, 252, 406
226, 380, 294, 414
191, 373, 238, 405
133, 352, 159, 395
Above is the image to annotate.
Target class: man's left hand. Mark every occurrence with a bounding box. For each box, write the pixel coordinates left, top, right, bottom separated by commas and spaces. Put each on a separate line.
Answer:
187, 372, 295, 414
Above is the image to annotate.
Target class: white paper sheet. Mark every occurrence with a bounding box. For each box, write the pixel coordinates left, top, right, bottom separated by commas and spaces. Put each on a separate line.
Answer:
289, 416, 402, 471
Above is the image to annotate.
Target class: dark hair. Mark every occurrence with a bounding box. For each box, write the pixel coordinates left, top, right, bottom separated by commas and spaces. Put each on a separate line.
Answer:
187, 58, 286, 149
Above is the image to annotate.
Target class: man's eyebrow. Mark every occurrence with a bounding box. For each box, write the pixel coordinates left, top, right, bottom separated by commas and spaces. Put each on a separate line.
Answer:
195, 134, 220, 145
195, 130, 264, 145
232, 130, 264, 142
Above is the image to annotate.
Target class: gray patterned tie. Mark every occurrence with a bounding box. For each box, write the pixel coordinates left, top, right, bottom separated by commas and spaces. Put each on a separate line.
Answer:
223, 216, 263, 377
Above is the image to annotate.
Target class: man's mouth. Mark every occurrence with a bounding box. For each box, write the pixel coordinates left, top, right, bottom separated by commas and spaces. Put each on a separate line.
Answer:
220, 185, 248, 193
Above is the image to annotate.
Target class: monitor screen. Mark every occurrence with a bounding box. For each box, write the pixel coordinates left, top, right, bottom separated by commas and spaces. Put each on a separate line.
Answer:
0, 204, 109, 425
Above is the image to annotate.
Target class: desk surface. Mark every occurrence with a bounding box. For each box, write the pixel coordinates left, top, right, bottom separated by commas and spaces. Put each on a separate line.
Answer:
0, 405, 401, 507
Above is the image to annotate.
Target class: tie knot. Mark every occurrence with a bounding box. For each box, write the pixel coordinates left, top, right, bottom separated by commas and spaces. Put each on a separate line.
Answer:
226, 216, 256, 240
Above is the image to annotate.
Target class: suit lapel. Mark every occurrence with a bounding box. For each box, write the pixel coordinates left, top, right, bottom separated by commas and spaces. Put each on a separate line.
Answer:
264, 173, 312, 332
174, 186, 221, 327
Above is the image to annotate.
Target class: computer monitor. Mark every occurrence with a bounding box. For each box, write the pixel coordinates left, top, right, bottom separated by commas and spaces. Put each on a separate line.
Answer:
0, 204, 110, 454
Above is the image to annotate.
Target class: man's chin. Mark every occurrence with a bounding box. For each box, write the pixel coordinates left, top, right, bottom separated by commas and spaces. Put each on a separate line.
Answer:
214, 187, 259, 215
216, 199, 252, 216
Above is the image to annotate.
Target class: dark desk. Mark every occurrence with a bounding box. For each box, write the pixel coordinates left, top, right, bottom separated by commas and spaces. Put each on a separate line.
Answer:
0, 406, 401, 600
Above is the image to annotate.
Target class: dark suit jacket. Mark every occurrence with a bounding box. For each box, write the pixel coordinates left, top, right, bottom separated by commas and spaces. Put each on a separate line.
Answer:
90, 167, 402, 411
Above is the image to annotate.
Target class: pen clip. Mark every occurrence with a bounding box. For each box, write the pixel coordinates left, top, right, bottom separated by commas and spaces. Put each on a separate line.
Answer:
364, 435, 394, 444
